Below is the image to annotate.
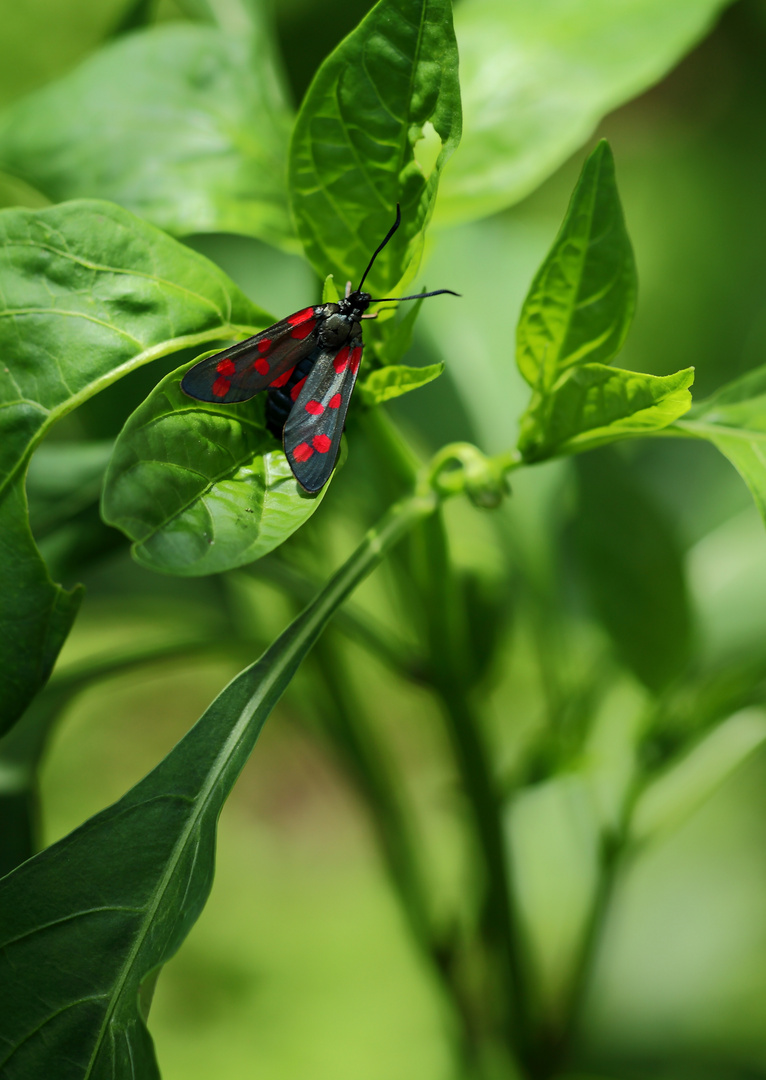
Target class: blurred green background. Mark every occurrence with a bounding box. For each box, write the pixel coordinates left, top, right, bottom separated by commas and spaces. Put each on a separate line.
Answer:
7, 0, 766, 1077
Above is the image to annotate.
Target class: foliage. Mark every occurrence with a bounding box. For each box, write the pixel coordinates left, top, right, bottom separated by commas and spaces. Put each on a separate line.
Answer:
3, 1, 766, 1079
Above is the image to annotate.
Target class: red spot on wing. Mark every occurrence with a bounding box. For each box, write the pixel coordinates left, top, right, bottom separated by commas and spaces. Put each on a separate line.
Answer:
290, 377, 307, 402
254, 358, 270, 375
270, 366, 295, 389
351, 346, 363, 374
212, 376, 230, 398
333, 346, 351, 374
312, 434, 332, 454
290, 319, 316, 341
292, 442, 314, 462
257, 339, 272, 353
305, 400, 324, 415
328, 393, 342, 409
216, 358, 235, 376
288, 307, 314, 326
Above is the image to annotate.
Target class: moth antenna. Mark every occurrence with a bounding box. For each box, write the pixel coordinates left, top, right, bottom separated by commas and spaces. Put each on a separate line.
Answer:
357, 204, 401, 292
369, 289, 461, 303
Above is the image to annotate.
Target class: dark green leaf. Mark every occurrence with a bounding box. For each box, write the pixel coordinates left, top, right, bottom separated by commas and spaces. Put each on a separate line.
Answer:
0, 479, 82, 736
0, 24, 295, 248
289, 0, 462, 296
438, 0, 733, 225
0, 200, 268, 731
102, 357, 326, 576
27, 440, 114, 538
516, 141, 637, 392
0, 490, 435, 1080
518, 362, 694, 462
573, 450, 692, 693
675, 363, 766, 524
358, 362, 444, 406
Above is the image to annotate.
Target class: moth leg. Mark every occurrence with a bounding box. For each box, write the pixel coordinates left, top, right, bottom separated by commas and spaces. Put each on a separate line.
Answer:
345, 281, 352, 297
360, 312, 378, 320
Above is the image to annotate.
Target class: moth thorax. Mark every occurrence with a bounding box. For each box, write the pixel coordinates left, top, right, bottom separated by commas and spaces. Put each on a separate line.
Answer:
320, 312, 355, 347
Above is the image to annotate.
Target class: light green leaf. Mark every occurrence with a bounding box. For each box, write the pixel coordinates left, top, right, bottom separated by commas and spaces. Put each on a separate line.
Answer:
0, 490, 434, 1079
632, 708, 766, 845
516, 141, 636, 392
675, 363, 766, 524
518, 363, 694, 462
358, 362, 444, 406
0, 23, 295, 249
438, 0, 733, 225
289, 0, 462, 296
102, 357, 326, 576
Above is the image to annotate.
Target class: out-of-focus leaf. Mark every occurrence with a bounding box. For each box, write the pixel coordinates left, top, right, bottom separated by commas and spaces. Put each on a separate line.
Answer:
289, 0, 461, 296
358, 362, 444, 407
0, 24, 295, 249
102, 357, 326, 576
438, 0, 732, 225
676, 363, 766, 525
0, 199, 268, 732
366, 294, 424, 367
0, 487, 435, 1079
572, 450, 692, 693
518, 363, 694, 462
26, 440, 114, 537
631, 709, 766, 844
516, 141, 636, 392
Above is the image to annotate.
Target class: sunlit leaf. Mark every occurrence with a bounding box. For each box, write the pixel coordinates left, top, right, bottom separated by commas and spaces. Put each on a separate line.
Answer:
516, 141, 636, 392
102, 357, 326, 576
675, 363, 766, 525
438, 0, 733, 224
289, 0, 462, 296
358, 362, 444, 407
518, 363, 694, 462
0, 24, 295, 248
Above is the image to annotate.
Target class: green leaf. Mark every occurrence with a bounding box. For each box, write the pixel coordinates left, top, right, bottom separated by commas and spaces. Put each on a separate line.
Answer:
438, 0, 733, 224
366, 293, 424, 367
0, 490, 435, 1080
358, 362, 444, 407
27, 440, 114, 538
632, 708, 766, 844
675, 363, 766, 525
0, 479, 82, 736
573, 449, 692, 693
102, 357, 326, 576
0, 23, 295, 249
289, 0, 462, 296
516, 141, 636, 392
518, 363, 694, 462
0, 199, 268, 731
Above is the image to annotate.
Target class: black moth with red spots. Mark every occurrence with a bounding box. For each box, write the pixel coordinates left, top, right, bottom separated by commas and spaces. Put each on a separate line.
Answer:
180, 207, 457, 492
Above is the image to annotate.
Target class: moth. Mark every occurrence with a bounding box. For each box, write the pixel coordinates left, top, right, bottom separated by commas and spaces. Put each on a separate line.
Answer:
181, 206, 457, 492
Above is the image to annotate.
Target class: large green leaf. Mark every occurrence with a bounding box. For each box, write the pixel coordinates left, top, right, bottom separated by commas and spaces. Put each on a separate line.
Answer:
518, 363, 694, 463
0, 491, 435, 1080
516, 141, 636, 393
0, 23, 295, 248
0, 200, 268, 732
438, 0, 732, 225
675, 363, 766, 524
573, 450, 692, 693
289, 0, 462, 297
102, 357, 326, 576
